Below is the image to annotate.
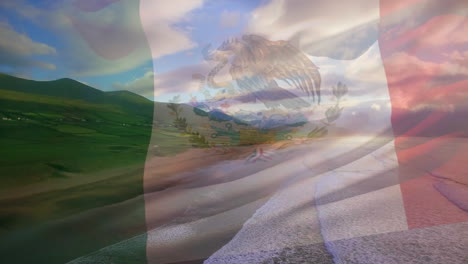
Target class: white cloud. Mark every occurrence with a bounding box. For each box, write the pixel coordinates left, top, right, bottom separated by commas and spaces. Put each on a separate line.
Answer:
246, 0, 380, 59
114, 62, 213, 99
345, 42, 387, 84
140, 0, 204, 59
371, 103, 381, 111
220, 10, 241, 28
0, 21, 56, 70
385, 51, 468, 83
304, 42, 391, 101
1, 0, 152, 76
153, 63, 213, 96
1, 0, 203, 76
114, 70, 155, 98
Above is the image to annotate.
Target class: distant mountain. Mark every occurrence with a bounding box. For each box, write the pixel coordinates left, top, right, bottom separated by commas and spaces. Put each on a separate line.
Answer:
0, 73, 153, 119
0, 74, 159, 263
0, 73, 252, 134
0, 75, 101, 101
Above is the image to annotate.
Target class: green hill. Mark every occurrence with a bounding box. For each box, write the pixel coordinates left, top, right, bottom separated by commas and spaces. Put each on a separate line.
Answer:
0, 74, 157, 263
0, 73, 251, 194
0, 73, 290, 263
0, 73, 153, 118
0, 73, 155, 190
0, 74, 104, 101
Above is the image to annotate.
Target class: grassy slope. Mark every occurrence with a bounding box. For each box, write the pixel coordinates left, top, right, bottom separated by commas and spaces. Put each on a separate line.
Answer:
0, 75, 154, 189
0, 73, 271, 263
0, 74, 157, 263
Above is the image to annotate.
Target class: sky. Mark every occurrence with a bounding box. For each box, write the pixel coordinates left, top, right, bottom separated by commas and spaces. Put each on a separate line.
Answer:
0, 0, 466, 122
0, 0, 381, 100
0, 0, 262, 101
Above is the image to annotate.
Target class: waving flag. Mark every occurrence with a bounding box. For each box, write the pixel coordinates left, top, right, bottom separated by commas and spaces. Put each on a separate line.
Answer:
0, 0, 467, 263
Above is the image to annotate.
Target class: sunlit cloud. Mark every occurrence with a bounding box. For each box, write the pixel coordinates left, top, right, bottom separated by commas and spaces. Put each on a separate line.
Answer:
0, 21, 56, 71
220, 10, 241, 28
113, 70, 155, 98
2, 0, 154, 76
140, 0, 204, 59
246, 0, 380, 59
371, 103, 382, 111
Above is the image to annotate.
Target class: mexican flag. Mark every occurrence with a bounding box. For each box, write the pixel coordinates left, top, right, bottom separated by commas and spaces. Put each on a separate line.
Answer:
1, 0, 466, 263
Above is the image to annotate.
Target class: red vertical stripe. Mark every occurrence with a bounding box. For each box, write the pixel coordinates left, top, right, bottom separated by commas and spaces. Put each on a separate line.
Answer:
379, 0, 468, 229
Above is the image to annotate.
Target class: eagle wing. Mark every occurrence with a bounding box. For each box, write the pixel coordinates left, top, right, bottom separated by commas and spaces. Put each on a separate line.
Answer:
238, 34, 322, 104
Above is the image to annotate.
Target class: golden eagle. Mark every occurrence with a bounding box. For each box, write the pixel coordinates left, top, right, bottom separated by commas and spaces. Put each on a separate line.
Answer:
202, 35, 321, 109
